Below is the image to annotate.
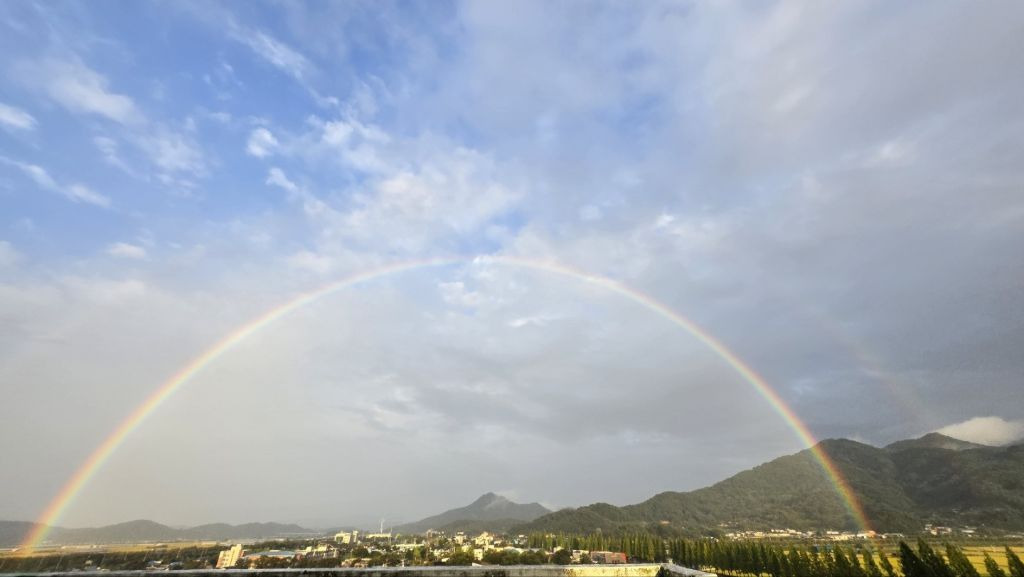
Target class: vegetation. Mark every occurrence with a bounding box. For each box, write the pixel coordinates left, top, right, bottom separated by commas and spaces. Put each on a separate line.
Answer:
4, 527, 1022, 575
0, 546, 219, 573
520, 437, 1024, 534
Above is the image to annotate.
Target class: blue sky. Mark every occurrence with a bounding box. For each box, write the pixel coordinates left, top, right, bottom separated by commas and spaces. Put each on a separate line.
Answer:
2, 1, 1024, 528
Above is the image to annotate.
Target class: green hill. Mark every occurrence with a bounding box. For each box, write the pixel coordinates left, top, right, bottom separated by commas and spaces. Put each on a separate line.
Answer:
519, 434, 1024, 534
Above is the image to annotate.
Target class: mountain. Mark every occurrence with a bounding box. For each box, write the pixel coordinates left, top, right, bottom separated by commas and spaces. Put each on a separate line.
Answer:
395, 493, 551, 534
0, 519, 317, 548
519, 434, 1024, 534
886, 432, 987, 452
0, 521, 37, 549
179, 522, 312, 541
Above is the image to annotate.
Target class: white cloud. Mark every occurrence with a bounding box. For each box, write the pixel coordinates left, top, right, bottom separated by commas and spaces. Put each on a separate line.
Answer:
106, 242, 147, 260
438, 281, 484, 308
0, 241, 22, 267
286, 250, 334, 275
339, 147, 519, 253
937, 416, 1024, 446
26, 58, 141, 125
229, 27, 313, 82
141, 128, 205, 176
93, 136, 135, 176
266, 167, 299, 193
65, 184, 111, 208
61, 277, 148, 304
508, 314, 560, 328
313, 117, 391, 173
579, 205, 602, 221
862, 138, 916, 167
246, 127, 279, 157
20, 57, 205, 185
0, 157, 111, 208
0, 102, 36, 131
17, 162, 59, 190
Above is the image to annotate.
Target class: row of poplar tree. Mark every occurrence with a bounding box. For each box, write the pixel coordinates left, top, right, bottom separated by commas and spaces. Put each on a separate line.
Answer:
669, 538, 1023, 577
527, 532, 1024, 577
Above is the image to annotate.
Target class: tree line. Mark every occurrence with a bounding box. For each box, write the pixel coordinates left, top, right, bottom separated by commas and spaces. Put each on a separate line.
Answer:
526, 532, 1024, 577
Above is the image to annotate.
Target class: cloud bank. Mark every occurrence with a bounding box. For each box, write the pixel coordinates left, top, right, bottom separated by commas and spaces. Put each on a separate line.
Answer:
937, 417, 1024, 446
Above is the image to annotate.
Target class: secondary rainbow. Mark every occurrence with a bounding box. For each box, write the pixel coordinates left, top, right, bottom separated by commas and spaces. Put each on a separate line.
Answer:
22, 255, 872, 549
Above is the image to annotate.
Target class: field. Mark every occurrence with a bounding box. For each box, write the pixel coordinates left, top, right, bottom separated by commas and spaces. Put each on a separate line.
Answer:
958, 546, 1024, 573
0, 540, 222, 558
846, 544, 1024, 575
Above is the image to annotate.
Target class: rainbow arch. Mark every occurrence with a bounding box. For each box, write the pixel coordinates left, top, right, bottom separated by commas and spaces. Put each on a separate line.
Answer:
21, 255, 872, 549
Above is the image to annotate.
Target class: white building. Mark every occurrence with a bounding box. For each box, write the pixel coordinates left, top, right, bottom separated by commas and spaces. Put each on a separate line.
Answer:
216, 544, 243, 569
335, 531, 358, 544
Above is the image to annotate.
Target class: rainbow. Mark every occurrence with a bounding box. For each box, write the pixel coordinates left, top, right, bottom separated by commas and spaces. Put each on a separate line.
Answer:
21, 255, 872, 549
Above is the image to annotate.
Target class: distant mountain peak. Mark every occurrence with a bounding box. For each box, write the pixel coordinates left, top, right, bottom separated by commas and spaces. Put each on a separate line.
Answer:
472, 492, 513, 508
886, 432, 988, 452
395, 492, 550, 534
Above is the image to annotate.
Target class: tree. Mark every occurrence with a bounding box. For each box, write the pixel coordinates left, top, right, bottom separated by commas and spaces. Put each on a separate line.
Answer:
1005, 548, 1024, 577
520, 550, 547, 565
984, 554, 1007, 577
552, 549, 573, 565
879, 550, 897, 577
917, 540, 953, 577
863, 549, 884, 577
352, 547, 370, 559
447, 551, 474, 566
483, 549, 521, 566
900, 541, 932, 577
835, 547, 855, 577
946, 544, 980, 577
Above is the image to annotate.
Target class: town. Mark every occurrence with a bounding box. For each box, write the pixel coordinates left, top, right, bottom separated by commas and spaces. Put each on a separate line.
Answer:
2, 524, 1023, 577
213, 530, 630, 569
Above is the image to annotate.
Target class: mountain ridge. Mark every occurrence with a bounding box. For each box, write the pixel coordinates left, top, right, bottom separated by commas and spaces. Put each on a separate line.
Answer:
6, 433, 1021, 546
885, 432, 988, 452
517, 434, 1024, 534
0, 519, 317, 548
394, 493, 551, 534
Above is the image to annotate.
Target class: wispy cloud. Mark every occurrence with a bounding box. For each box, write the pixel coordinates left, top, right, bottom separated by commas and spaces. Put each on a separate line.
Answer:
0, 156, 111, 208
19, 58, 141, 125
265, 166, 298, 194
106, 242, 147, 260
65, 184, 111, 208
0, 102, 36, 131
246, 127, 278, 157
141, 127, 205, 177
0, 241, 22, 267
177, 0, 341, 108
228, 26, 313, 82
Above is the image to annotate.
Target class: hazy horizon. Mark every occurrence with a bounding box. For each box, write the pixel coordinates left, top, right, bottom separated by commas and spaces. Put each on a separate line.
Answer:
4, 429, 1009, 530
1, 1, 1023, 530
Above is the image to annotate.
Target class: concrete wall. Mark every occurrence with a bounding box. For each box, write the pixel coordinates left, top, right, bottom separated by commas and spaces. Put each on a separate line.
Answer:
15, 563, 714, 577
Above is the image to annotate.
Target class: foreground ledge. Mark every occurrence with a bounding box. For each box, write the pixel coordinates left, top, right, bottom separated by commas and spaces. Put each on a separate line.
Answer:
8, 563, 715, 577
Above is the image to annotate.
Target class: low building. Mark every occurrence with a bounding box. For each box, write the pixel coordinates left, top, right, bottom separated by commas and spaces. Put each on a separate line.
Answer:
242, 550, 297, 562
591, 551, 627, 564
